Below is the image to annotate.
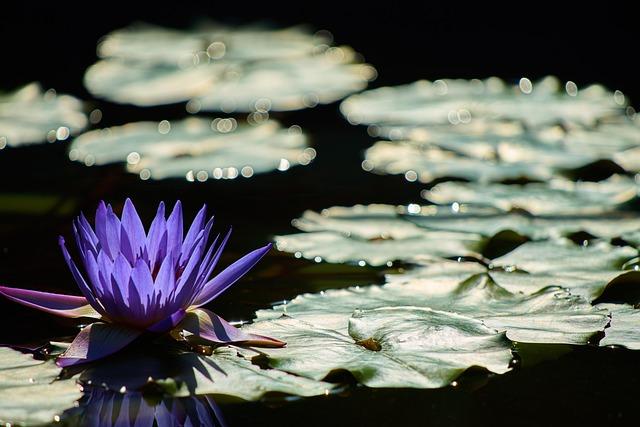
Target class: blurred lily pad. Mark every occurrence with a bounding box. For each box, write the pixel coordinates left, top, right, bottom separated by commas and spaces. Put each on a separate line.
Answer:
256, 260, 610, 344
0, 83, 87, 148
0, 347, 81, 426
78, 345, 332, 401
84, 23, 375, 110
275, 204, 484, 266
341, 76, 624, 128
424, 175, 638, 215
69, 118, 314, 180
243, 306, 513, 388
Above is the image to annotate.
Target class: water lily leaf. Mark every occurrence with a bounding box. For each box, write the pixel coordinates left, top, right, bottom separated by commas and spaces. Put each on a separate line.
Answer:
0, 347, 81, 426
243, 306, 513, 388
97, 22, 326, 65
341, 76, 624, 128
491, 240, 638, 300
257, 264, 609, 344
85, 24, 375, 110
275, 205, 483, 266
598, 304, 640, 349
69, 118, 314, 180
424, 175, 638, 215
78, 346, 331, 401
364, 140, 554, 183
0, 83, 87, 148
405, 207, 640, 242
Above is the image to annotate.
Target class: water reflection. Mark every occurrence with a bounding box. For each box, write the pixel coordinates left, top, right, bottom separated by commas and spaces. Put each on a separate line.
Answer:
67, 388, 227, 427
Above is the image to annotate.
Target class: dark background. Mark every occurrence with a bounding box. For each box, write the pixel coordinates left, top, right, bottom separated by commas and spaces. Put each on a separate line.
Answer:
1, 3, 639, 426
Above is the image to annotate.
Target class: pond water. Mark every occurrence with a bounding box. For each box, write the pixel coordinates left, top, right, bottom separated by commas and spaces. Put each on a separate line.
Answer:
2, 9, 640, 427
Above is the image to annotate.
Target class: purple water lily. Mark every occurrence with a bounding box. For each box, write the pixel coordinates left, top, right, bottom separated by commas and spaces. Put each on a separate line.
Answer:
0, 199, 284, 367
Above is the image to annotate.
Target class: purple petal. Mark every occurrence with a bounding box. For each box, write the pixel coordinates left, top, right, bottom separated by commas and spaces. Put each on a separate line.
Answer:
56, 322, 141, 367
146, 202, 167, 272
59, 237, 105, 315
121, 198, 146, 261
130, 258, 154, 309
190, 244, 272, 308
166, 201, 183, 260
153, 251, 176, 302
94, 202, 121, 259
0, 286, 100, 318
192, 229, 231, 296
147, 309, 186, 333
180, 205, 207, 264
178, 308, 285, 347
111, 254, 133, 295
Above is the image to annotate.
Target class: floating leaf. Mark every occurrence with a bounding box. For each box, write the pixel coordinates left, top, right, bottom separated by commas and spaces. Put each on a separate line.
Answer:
405, 207, 640, 242
69, 118, 314, 180
78, 346, 332, 401
424, 175, 638, 215
256, 262, 609, 344
275, 205, 483, 266
598, 304, 640, 349
85, 24, 375, 110
0, 347, 81, 426
341, 76, 624, 128
0, 83, 87, 148
244, 306, 513, 388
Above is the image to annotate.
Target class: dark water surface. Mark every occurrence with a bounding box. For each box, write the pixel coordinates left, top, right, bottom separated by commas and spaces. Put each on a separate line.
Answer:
2, 4, 640, 426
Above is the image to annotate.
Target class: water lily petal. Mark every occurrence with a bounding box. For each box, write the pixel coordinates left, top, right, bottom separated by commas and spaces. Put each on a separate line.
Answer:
59, 237, 105, 315
191, 244, 272, 308
131, 258, 155, 309
147, 309, 187, 333
166, 201, 183, 261
181, 204, 207, 264
178, 308, 285, 347
0, 286, 100, 318
95, 202, 121, 259
121, 198, 146, 261
146, 201, 167, 271
56, 322, 142, 367
193, 229, 232, 296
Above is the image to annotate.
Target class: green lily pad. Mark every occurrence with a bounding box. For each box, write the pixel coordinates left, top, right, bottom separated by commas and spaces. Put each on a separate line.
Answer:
256, 263, 609, 344
0, 83, 87, 148
0, 347, 82, 426
598, 304, 640, 349
275, 204, 483, 266
78, 346, 332, 401
243, 306, 513, 388
85, 24, 375, 110
69, 118, 314, 180
424, 175, 637, 215
341, 76, 624, 128
405, 207, 640, 242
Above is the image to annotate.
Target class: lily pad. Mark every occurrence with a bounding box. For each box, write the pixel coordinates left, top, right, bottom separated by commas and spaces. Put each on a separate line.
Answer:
0, 347, 82, 426
243, 306, 513, 388
598, 304, 640, 349
69, 118, 314, 180
78, 346, 332, 401
85, 24, 375, 110
0, 83, 87, 148
341, 76, 625, 128
256, 265, 609, 344
275, 204, 483, 266
405, 206, 640, 242
424, 175, 638, 215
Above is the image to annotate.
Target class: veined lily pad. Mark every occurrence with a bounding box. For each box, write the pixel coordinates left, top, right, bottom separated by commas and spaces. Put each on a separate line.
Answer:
256, 265, 610, 344
341, 76, 625, 128
0, 347, 82, 426
85, 24, 375, 110
69, 118, 314, 180
243, 306, 513, 389
405, 206, 640, 242
598, 304, 640, 349
275, 204, 483, 266
424, 175, 638, 215
78, 346, 332, 401
0, 83, 87, 148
